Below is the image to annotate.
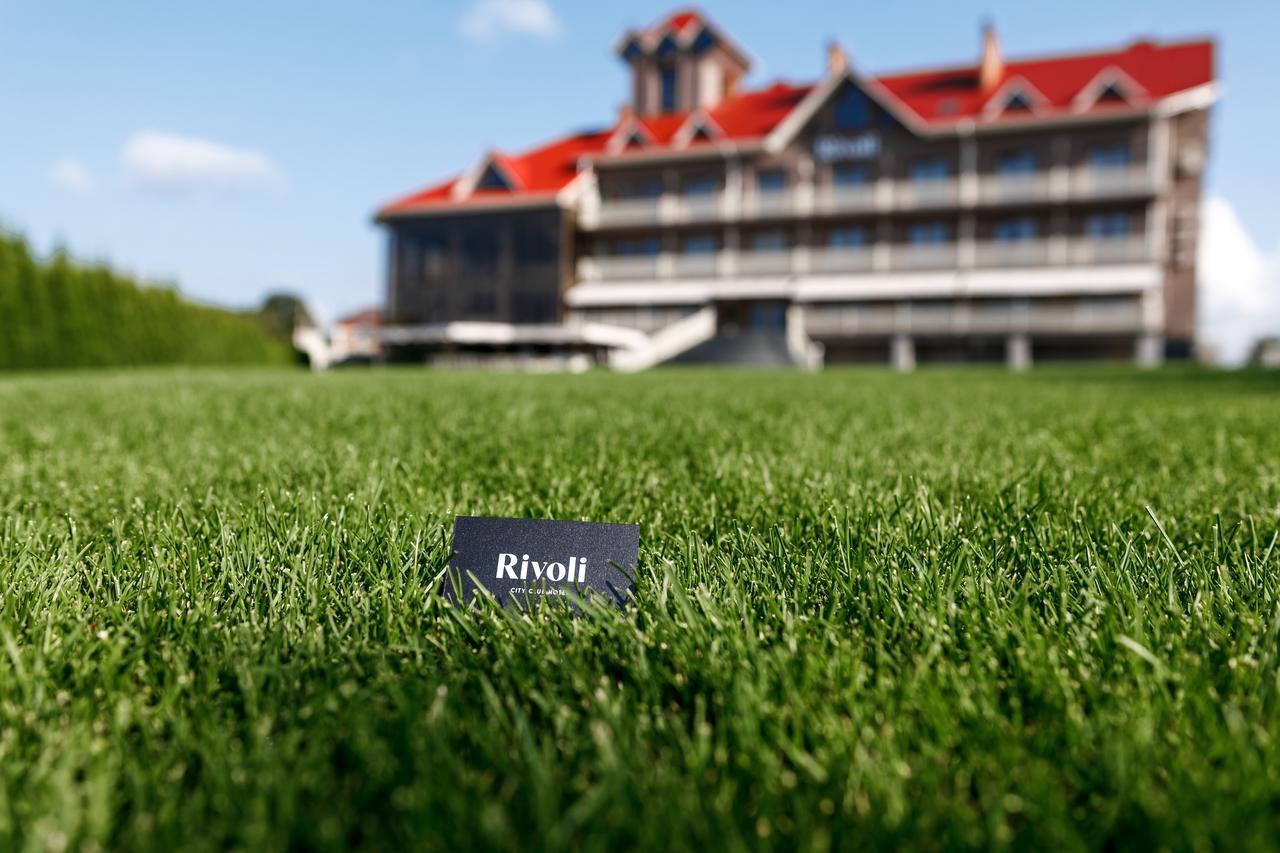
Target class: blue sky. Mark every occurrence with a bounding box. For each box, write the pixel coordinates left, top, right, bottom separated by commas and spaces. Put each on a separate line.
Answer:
1, 0, 1277, 347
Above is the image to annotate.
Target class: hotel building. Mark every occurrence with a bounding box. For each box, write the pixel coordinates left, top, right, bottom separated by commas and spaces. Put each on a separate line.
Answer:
375, 10, 1216, 368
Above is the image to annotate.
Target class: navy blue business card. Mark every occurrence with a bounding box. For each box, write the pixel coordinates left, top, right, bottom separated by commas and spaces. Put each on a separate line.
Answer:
446, 516, 640, 608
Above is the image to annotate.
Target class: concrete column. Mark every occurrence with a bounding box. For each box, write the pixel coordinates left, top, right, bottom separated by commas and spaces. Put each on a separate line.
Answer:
1049, 209, 1070, 265
1007, 334, 1032, 371
724, 159, 743, 218
658, 231, 676, 279
874, 176, 894, 211
958, 214, 976, 270
793, 222, 812, 275
873, 218, 893, 272
720, 227, 740, 277
959, 132, 979, 206
795, 155, 815, 216
1136, 334, 1163, 368
891, 334, 915, 372
1050, 134, 1071, 200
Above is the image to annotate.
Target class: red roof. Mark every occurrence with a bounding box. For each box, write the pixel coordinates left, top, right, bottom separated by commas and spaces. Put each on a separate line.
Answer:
877, 38, 1214, 123
336, 307, 382, 327
661, 10, 702, 36
377, 36, 1213, 219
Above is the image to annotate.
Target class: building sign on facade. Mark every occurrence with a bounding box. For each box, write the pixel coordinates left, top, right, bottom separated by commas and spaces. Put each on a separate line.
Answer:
814, 132, 881, 162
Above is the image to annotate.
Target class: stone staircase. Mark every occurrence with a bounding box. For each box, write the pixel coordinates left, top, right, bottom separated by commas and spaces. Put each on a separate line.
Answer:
665, 331, 802, 366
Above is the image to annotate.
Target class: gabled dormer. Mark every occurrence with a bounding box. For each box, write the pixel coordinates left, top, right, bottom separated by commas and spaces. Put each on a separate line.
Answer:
1073, 66, 1149, 111
616, 10, 750, 117
982, 76, 1050, 119
605, 114, 657, 155
673, 109, 725, 147
451, 152, 522, 200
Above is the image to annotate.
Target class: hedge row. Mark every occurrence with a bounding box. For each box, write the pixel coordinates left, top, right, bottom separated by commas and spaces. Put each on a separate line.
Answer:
0, 232, 292, 370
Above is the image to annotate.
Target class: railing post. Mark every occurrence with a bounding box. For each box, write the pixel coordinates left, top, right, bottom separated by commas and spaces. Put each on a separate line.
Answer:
1006, 334, 1032, 371
891, 334, 915, 372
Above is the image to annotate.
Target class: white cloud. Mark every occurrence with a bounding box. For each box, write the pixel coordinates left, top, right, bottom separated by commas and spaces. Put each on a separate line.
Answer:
459, 0, 560, 42
1198, 196, 1280, 365
50, 158, 95, 194
121, 131, 279, 193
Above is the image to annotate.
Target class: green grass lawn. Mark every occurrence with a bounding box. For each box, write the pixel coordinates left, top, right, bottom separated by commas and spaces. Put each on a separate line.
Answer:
1, 366, 1278, 851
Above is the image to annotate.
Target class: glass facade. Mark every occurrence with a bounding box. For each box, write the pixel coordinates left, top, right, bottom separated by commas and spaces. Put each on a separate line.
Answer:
1085, 212, 1131, 237
756, 170, 787, 193
996, 150, 1038, 174
833, 164, 870, 186
828, 226, 868, 247
388, 208, 564, 327
660, 66, 677, 112
1088, 143, 1131, 168
910, 159, 950, 181
909, 222, 950, 244
683, 235, 718, 254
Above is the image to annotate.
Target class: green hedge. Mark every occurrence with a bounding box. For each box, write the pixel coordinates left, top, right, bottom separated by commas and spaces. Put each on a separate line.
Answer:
0, 232, 292, 370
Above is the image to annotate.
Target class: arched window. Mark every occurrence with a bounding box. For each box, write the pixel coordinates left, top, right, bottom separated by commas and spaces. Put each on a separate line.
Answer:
660, 65, 678, 113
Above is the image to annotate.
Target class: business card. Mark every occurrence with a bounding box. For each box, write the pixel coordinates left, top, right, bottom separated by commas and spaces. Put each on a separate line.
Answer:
446, 516, 640, 608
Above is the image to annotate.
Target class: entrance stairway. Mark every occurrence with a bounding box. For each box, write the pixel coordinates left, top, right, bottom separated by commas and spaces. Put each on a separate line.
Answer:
606, 304, 824, 371
665, 331, 801, 366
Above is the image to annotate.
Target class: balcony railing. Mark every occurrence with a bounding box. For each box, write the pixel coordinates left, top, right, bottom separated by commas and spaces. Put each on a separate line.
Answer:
1071, 166, 1155, 199
583, 236, 1150, 282
1069, 235, 1149, 265
672, 253, 718, 278
894, 178, 960, 209
828, 184, 877, 213
811, 246, 874, 274
978, 173, 1052, 204
741, 249, 793, 276
744, 191, 794, 218
589, 163, 1161, 228
974, 239, 1052, 268
803, 300, 1144, 337
679, 194, 725, 222
596, 197, 663, 227
591, 255, 661, 280
891, 243, 958, 270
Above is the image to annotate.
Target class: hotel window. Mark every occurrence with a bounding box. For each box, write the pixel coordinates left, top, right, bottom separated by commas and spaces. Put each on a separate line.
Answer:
684, 175, 719, 196
660, 66, 678, 113
910, 159, 950, 181
828, 226, 868, 248
994, 217, 1038, 242
834, 89, 870, 130
619, 179, 662, 199
996, 150, 1038, 174
833, 164, 870, 187
908, 222, 950, 245
1084, 212, 1131, 238
616, 237, 661, 257
756, 170, 787, 193
682, 235, 718, 254
1088, 143, 1131, 169
751, 231, 787, 251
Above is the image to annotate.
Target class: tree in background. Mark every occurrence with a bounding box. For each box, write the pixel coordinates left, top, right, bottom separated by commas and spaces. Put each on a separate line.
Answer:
257, 292, 314, 341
